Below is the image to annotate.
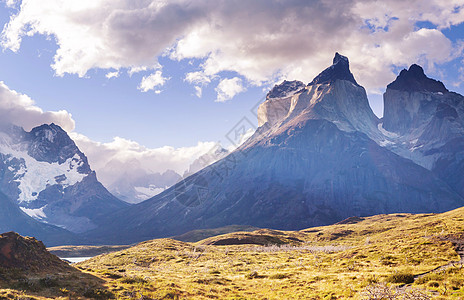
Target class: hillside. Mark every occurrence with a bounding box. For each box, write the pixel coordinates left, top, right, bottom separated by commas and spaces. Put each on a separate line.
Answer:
0, 232, 109, 299
69, 207, 464, 299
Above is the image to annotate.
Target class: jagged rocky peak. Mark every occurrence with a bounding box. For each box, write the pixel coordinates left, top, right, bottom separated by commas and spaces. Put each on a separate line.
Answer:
309, 52, 359, 86
382, 64, 460, 134
0, 122, 127, 234
387, 64, 448, 93
257, 52, 378, 130
26, 123, 91, 173
266, 80, 305, 99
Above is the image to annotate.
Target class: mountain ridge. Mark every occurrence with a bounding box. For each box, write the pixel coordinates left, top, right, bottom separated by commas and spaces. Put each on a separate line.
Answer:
84, 53, 464, 244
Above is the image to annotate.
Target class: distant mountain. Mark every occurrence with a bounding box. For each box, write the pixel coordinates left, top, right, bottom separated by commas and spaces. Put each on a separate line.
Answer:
183, 144, 229, 178
0, 123, 128, 233
86, 53, 464, 244
105, 144, 229, 204
105, 164, 182, 204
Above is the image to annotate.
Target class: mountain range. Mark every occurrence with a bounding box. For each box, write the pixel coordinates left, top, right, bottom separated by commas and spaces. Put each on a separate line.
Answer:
0, 53, 463, 246
84, 53, 464, 244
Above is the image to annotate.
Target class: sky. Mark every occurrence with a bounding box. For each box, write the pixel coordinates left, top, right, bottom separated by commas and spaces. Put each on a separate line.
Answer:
0, 0, 463, 180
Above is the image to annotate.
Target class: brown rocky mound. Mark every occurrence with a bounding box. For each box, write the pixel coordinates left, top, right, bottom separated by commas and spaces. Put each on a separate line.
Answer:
200, 231, 303, 246
0, 232, 72, 274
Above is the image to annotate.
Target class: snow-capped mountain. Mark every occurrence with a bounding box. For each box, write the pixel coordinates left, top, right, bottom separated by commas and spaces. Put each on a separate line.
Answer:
86, 53, 464, 244
105, 162, 182, 204
0, 123, 128, 233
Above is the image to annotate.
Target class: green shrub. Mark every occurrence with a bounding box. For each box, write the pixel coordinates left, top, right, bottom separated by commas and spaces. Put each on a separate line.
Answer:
386, 272, 414, 284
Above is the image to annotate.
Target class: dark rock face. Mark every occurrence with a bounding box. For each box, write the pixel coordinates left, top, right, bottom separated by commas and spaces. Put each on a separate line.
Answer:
27, 124, 91, 173
436, 103, 458, 119
266, 80, 305, 99
0, 123, 128, 234
381, 64, 464, 201
309, 52, 359, 86
86, 53, 464, 245
387, 64, 448, 93
383, 66, 460, 134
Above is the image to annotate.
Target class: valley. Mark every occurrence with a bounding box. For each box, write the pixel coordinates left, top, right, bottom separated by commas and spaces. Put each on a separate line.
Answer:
1, 2, 464, 299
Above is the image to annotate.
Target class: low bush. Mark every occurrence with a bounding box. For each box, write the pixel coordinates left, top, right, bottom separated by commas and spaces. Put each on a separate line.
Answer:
386, 272, 415, 284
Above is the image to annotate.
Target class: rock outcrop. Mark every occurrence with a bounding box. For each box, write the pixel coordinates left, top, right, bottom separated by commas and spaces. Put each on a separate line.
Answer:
0, 231, 72, 272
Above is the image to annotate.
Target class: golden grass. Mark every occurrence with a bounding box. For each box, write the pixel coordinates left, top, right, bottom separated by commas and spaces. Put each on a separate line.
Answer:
3, 207, 464, 299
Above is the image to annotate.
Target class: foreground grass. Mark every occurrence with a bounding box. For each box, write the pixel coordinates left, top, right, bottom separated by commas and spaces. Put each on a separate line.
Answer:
3, 207, 464, 299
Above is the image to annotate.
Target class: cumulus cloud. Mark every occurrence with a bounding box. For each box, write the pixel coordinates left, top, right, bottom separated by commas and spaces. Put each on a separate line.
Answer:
138, 70, 169, 93
69, 132, 217, 188
0, 81, 75, 132
215, 77, 246, 102
185, 71, 211, 85
2, 0, 464, 96
105, 70, 119, 79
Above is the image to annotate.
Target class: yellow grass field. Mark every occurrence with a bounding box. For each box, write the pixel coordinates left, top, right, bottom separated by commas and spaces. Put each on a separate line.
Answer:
2, 207, 464, 299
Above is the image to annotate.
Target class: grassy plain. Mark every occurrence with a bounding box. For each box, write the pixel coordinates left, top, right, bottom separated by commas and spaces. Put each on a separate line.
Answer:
2, 207, 464, 299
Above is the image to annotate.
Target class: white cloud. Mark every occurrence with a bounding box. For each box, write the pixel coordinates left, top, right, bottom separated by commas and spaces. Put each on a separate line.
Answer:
128, 66, 148, 76
185, 71, 211, 85
69, 132, 217, 188
105, 70, 119, 79
227, 128, 255, 152
138, 70, 169, 92
4, 0, 19, 8
0, 81, 75, 132
215, 77, 246, 102
194, 86, 202, 98
2, 0, 464, 93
